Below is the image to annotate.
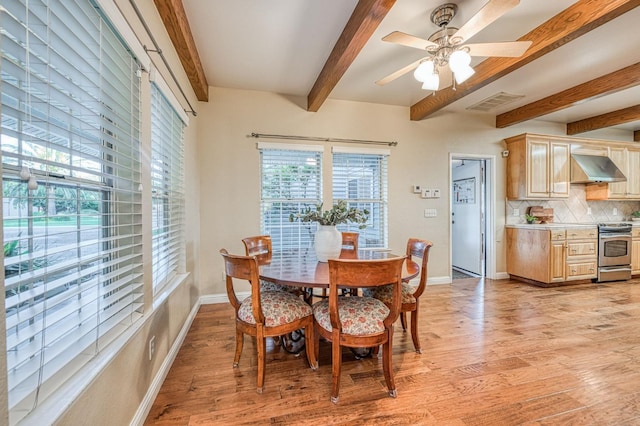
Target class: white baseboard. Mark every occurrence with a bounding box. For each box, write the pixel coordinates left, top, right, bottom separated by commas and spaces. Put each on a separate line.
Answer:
495, 272, 510, 280
200, 291, 249, 305
427, 276, 452, 285
130, 298, 202, 426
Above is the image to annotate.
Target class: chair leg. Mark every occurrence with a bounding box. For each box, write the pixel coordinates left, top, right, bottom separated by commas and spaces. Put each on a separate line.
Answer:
330, 331, 341, 404
256, 328, 266, 394
382, 330, 397, 398
305, 322, 318, 370
400, 312, 407, 331
233, 329, 244, 367
411, 307, 421, 354
314, 323, 321, 366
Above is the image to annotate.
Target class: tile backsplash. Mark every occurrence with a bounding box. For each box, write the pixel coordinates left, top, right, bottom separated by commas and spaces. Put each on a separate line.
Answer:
506, 185, 640, 224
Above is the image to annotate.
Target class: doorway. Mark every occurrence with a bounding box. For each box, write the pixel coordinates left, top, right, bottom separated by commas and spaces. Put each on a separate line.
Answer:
450, 155, 495, 280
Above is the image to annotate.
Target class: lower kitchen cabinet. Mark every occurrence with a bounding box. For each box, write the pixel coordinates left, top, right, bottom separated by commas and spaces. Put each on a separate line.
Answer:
507, 226, 597, 285
633, 227, 640, 276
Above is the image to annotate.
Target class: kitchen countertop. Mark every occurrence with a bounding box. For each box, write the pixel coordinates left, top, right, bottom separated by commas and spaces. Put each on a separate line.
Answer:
506, 221, 640, 230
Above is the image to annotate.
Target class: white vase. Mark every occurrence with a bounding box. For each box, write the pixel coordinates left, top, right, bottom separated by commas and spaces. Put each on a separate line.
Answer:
314, 225, 342, 262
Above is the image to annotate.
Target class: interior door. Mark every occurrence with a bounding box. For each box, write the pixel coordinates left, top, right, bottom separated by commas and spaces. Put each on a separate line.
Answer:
452, 159, 484, 276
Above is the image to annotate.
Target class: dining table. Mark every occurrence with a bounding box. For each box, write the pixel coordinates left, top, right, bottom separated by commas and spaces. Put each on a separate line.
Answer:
257, 247, 419, 355
258, 247, 419, 289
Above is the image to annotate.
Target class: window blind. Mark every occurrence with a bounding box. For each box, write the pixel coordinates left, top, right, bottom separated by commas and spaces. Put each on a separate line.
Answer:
332, 147, 389, 248
259, 144, 323, 252
150, 82, 185, 296
1, 0, 143, 422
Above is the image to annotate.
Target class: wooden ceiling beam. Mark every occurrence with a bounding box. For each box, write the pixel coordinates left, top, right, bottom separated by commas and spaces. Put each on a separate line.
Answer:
154, 0, 209, 102
409, 0, 640, 122
498, 63, 640, 128
307, 0, 396, 112
567, 105, 640, 135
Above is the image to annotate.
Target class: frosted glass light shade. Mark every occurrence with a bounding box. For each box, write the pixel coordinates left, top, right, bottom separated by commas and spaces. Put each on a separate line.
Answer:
421, 73, 440, 91
454, 65, 475, 84
449, 50, 471, 73
413, 60, 434, 82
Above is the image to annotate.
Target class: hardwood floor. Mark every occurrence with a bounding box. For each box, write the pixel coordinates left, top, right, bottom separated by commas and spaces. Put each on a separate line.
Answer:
145, 278, 640, 425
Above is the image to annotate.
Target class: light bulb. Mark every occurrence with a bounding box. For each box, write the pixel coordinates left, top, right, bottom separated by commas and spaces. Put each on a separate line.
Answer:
413, 60, 434, 83
421, 73, 440, 91
454, 65, 475, 84
27, 175, 38, 190
449, 50, 471, 73
20, 166, 31, 180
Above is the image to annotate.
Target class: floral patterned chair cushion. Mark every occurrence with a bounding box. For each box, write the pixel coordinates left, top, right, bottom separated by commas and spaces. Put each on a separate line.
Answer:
313, 297, 390, 335
259, 279, 299, 294
362, 283, 416, 305
238, 291, 312, 326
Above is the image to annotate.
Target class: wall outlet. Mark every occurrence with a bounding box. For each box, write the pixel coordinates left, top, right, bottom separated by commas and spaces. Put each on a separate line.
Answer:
424, 208, 437, 218
149, 335, 155, 361
587, 207, 592, 215
613, 208, 618, 216
513, 208, 519, 216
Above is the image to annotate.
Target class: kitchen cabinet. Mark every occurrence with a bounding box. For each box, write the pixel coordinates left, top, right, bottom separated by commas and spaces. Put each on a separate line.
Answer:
585, 147, 640, 200
633, 227, 640, 276
505, 134, 570, 200
506, 226, 597, 285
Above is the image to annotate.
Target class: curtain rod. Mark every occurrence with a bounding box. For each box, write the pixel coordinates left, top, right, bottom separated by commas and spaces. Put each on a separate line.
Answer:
249, 133, 397, 147
129, 0, 198, 117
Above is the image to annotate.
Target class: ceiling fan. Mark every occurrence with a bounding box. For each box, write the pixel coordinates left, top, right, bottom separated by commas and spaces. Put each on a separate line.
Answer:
376, 0, 532, 91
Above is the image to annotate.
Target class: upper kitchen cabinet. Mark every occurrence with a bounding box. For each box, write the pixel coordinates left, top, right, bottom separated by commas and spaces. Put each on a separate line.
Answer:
505, 134, 570, 200
586, 146, 640, 200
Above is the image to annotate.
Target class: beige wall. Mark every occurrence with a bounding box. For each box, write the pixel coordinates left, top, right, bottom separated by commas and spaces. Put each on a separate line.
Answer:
197, 86, 632, 295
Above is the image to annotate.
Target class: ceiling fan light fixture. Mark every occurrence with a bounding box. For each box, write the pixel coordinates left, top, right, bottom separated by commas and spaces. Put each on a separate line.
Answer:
421, 72, 440, 91
454, 65, 475, 84
413, 60, 435, 82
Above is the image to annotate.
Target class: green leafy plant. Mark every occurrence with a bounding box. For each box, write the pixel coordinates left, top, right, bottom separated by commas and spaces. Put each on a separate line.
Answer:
632, 211, 640, 218
525, 214, 537, 223
289, 200, 369, 229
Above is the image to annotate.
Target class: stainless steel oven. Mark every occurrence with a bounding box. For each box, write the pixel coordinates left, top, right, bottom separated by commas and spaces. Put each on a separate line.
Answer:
597, 223, 632, 282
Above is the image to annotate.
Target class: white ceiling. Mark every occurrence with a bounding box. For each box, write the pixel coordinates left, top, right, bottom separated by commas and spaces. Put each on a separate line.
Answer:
182, 0, 640, 132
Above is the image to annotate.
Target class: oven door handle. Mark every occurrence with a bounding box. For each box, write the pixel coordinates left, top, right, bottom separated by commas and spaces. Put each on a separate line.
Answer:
599, 234, 632, 239
599, 267, 632, 272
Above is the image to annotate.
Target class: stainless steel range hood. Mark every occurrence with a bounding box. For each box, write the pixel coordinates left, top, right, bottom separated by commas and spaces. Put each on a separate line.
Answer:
570, 154, 626, 183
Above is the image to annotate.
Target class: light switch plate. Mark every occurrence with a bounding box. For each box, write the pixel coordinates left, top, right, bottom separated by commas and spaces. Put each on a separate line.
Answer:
421, 188, 431, 198
432, 189, 440, 198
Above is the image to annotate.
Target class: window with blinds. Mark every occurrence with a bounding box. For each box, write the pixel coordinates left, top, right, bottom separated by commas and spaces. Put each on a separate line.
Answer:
259, 143, 322, 252
150, 83, 185, 296
332, 147, 389, 248
1, 0, 143, 421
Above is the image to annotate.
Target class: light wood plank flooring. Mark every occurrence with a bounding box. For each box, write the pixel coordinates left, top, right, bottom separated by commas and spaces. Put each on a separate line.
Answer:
145, 277, 640, 425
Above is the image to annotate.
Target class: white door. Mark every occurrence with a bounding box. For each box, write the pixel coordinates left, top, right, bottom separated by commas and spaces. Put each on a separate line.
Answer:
452, 159, 484, 276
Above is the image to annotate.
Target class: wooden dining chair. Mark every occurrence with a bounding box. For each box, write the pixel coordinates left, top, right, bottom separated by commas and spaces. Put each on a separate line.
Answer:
366, 238, 433, 353
340, 232, 359, 250
242, 235, 299, 294
313, 256, 406, 403
219, 249, 317, 393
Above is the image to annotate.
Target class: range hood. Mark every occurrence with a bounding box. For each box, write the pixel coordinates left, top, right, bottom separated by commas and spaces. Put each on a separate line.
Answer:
570, 154, 626, 183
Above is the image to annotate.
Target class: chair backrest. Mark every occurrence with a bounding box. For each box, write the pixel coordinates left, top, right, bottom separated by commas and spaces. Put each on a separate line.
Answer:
405, 238, 433, 298
242, 235, 272, 256
341, 232, 359, 251
219, 249, 264, 324
327, 256, 406, 329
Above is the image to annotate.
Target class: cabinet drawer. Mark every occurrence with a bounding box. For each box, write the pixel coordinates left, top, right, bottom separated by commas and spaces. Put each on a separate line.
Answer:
632, 227, 640, 238
550, 230, 566, 240
565, 261, 597, 280
566, 241, 597, 257
566, 228, 597, 240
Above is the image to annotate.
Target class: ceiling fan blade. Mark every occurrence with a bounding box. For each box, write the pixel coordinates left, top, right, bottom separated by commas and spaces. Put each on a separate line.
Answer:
375, 57, 426, 86
382, 31, 438, 50
465, 41, 532, 57
452, 0, 520, 44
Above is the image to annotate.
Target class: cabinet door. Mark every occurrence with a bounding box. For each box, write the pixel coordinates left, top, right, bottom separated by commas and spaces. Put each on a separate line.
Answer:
550, 142, 570, 198
632, 239, 640, 275
627, 149, 640, 198
550, 241, 565, 282
527, 139, 550, 198
608, 147, 627, 198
